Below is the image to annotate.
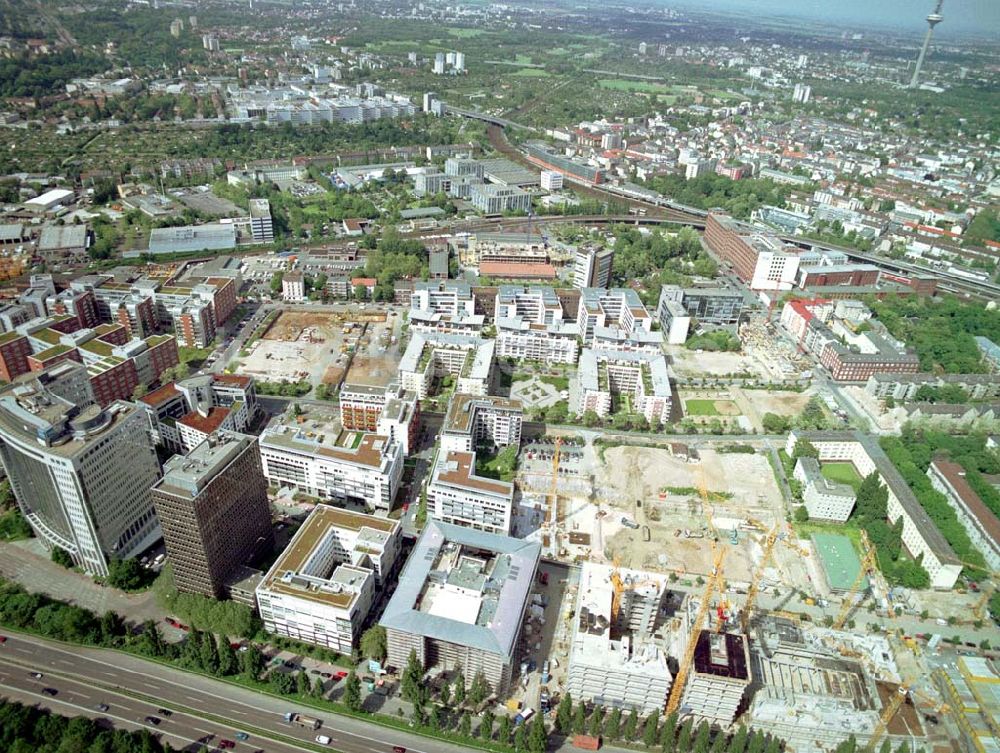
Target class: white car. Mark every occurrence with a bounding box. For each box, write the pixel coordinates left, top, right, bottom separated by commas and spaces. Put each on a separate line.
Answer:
315, 735, 331, 745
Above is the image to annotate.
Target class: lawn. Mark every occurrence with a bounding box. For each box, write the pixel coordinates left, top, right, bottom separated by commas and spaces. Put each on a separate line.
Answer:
447, 27, 486, 38
685, 399, 720, 416
177, 344, 213, 367
513, 68, 552, 77
821, 462, 864, 491
598, 78, 671, 93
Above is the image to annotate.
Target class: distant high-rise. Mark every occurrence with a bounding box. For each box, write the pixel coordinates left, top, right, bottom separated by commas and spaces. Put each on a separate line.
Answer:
454, 52, 465, 71
0, 386, 161, 576
793, 83, 811, 104
574, 246, 615, 289
433, 53, 445, 75
152, 433, 273, 599
909, 0, 944, 89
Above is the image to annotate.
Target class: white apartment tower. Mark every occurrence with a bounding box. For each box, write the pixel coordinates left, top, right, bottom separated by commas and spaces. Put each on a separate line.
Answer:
249, 198, 274, 243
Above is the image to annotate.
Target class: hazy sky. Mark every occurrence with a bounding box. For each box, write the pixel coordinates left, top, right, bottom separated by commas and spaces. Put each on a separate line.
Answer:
665, 0, 1000, 36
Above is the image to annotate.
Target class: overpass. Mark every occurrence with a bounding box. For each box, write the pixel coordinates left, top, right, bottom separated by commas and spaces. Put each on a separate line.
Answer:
443, 104, 536, 131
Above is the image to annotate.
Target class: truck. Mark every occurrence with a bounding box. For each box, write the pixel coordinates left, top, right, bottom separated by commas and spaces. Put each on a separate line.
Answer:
514, 708, 535, 726
572, 734, 602, 750
284, 712, 322, 730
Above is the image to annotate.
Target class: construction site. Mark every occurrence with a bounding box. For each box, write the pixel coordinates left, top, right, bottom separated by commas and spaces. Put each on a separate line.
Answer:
240, 309, 400, 389
511, 432, 963, 752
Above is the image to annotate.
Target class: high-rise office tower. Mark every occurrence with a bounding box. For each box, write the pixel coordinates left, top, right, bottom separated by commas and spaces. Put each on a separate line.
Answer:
152, 433, 273, 599
0, 384, 161, 576
573, 246, 615, 289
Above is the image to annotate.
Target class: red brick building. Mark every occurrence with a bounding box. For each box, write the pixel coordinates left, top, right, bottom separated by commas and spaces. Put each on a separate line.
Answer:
0, 333, 34, 382
798, 265, 880, 288
90, 358, 140, 406
206, 277, 238, 325
28, 345, 82, 373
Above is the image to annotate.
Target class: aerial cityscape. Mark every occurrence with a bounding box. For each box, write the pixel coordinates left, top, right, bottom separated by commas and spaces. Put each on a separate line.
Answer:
0, 0, 997, 752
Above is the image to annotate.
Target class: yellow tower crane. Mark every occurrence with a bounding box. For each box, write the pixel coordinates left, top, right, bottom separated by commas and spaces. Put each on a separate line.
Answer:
665, 546, 726, 717
833, 530, 879, 630
741, 525, 779, 634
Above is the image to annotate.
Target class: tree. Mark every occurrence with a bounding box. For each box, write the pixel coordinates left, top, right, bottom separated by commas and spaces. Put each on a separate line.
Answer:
270, 671, 296, 695
572, 701, 588, 735
131, 384, 149, 400
693, 722, 711, 753
498, 715, 513, 745
453, 670, 466, 706
459, 711, 472, 738
269, 272, 284, 296
727, 725, 749, 753
51, 547, 74, 569
582, 410, 601, 428
238, 644, 264, 680
676, 720, 694, 752
217, 636, 237, 676
462, 670, 486, 708
794, 505, 809, 523
401, 650, 424, 703
295, 669, 310, 696
439, 682, 451, 706
587, 705, 604, 737
198, 631, 219, 674
514, 725, 526, 752
762, 413, 791, 433
793, 438, 819, 459
360, 625, 387, 662
107, 558, 149, 591
622, 708, 640, 741
555, 693, 573, 734
426, 704, 441, 730
528, 715, 547, 753
343, 671, 362, 711
311, 675, 325, 699
410, 702, 425, 728
643, 713, 659, 748
604, 707, 622, 741
481, 709, 495, 741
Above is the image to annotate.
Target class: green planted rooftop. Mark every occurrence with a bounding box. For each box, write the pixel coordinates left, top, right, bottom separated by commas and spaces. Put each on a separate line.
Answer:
812, 532, 868, 592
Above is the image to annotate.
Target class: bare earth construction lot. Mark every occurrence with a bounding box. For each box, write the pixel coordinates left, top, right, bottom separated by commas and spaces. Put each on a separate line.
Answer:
242, 311, 347, 385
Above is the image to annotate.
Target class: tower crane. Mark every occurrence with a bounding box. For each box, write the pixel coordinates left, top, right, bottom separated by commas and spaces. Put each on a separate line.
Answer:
741, 525, 779, 634
833, 530, 879, 630
665, 546, 726, 717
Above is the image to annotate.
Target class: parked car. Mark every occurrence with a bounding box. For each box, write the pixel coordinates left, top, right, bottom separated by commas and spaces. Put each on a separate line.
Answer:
145, 716, 161, 726
96, 704, 110, 712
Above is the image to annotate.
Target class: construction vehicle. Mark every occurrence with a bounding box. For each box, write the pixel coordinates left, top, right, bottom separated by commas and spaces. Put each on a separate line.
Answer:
833, 530, 880, 630
664, 547, 726, 717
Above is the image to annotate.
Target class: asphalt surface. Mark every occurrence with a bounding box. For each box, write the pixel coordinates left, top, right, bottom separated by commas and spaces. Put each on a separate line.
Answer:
0, 633, 450, 753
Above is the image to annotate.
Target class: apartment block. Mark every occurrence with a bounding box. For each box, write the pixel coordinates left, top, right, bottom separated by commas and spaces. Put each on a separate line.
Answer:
566, 563, 672, 714
441, 393, 523, 454
282, 271, 306, 302
786, 431, 962, 589
577, 288, 658, 352
398, 332, 494, 399
793, 457, 856, 522
249, 198, 274, 243
152, 433, 273, 598
865, 373, 1000, 402
428, 451, 515, 535
927, 459, 1000, 572
573, 247, 615, 289
377, 383, 421, 456
380, 520, 540, 696
576, 349, 673, 424
257, 506, 401, 652
680, 631, 751, 726
339, 383, 387, 432
259, 418, 403, 511
408, 280, 483, 334
0, 332, 33, 382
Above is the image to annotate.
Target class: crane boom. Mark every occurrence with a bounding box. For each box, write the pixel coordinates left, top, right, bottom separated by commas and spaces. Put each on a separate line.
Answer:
741, 526, 778, 634
665, 547, 726, 717
548, 437, 562, 527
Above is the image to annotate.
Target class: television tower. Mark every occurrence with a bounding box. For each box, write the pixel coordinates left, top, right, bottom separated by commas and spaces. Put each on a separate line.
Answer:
909, 0, 944, 89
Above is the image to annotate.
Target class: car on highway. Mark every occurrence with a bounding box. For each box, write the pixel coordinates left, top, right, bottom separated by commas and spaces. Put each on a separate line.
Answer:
42, 688, 58, 696
235, 732, 249, 741
145, 716, 161, 726
30, 672, 43, 679
315, 735, 332, 745
0, 635, 7, 645
96, 704, 110, 712
219, 740, 235, 749
157, 708, 172, 717
392, 747, 407, 753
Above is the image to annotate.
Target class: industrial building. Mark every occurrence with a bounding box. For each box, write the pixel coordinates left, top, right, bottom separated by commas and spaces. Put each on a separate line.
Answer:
566, 563, 673, 714
786, 431, 961, 589
152, 433, 273, 598
0, 384, 161, 576
257, 506, 401, 652
428, 450, 515, 535
380, 520, 540, 696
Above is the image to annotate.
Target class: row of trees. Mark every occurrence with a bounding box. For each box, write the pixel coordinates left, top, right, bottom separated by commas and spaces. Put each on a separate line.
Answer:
643, 172, 802, 221
0, 700, 169, 753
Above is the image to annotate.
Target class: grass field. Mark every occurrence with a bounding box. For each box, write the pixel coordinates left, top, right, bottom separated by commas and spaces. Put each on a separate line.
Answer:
515, 53, 534, 64
598, 78, 671, 93
821, 462, 864, 490
447, 27, 486, 38
685, 399, 720, 416
513, 68, 553, 77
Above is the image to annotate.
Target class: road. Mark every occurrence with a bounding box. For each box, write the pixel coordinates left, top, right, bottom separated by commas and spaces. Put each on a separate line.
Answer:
0, 632, 451, 753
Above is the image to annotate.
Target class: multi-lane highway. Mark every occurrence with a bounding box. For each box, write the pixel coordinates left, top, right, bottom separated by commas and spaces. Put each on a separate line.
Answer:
0, 632, 459, 753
